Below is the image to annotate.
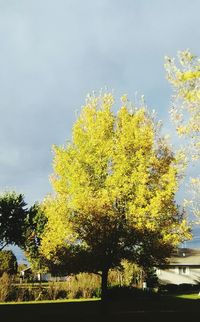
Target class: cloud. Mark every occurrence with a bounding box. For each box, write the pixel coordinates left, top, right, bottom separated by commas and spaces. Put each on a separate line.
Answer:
0, 0, 199, 204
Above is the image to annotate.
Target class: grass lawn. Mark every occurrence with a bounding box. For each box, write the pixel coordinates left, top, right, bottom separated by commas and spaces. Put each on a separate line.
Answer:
175, 293, 200, 300
1, 294, 200, 322
0, 297, 100, 305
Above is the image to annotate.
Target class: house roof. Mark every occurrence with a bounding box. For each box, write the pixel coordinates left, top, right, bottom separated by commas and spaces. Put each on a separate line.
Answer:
167, 248, 200, 266
21, 267, 32, 273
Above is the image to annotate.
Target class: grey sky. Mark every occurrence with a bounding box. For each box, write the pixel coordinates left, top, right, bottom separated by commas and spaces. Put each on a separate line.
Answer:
0, 0, 199, 205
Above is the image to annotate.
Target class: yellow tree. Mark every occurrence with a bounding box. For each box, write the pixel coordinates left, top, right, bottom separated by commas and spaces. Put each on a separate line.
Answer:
40, 92, 190, 299
165, 50, 200, 218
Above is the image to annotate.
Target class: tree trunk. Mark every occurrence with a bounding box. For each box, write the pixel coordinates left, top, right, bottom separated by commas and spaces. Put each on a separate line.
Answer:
101, 268, 109, 301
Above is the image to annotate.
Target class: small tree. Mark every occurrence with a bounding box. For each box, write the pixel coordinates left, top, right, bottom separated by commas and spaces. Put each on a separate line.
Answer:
120, 260, 142, 287
0, 192, 28, 250
40, 92, 190, 299
23, 203, 47, 273
0, 250, 18, 276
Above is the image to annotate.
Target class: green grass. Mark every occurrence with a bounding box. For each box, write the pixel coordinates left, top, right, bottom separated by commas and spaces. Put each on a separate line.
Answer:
0, 297, 100, 305
175, 293, 200, 300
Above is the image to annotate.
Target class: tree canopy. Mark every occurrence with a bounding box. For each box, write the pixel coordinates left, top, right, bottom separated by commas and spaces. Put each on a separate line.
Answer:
0, 250, 18, 276
40, 93, 190, 297
0, 192, 28, 250
165, 50, 200, 218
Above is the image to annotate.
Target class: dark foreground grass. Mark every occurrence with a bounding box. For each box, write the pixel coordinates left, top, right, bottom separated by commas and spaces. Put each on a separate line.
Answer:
1, 295, 200, 322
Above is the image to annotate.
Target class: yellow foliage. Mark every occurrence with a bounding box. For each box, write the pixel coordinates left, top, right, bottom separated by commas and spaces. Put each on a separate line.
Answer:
40, 92, 190, 260
165, 50, 200, 157
40, 196, 76, 258
165, 49, 200, 218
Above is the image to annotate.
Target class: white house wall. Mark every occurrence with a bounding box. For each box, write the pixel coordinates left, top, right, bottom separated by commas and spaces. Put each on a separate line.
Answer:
156, 267, 200, 285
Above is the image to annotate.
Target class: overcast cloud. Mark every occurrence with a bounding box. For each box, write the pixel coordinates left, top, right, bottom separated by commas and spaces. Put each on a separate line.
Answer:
0, 0, 199, 205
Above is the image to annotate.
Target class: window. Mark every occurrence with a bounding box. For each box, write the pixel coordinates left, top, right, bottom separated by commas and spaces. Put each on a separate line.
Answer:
178, 267, 189, 275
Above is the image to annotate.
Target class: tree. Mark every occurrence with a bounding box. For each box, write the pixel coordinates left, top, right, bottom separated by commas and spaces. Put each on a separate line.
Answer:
40, 92, 190, 299
165, 50, 200, 217
23, 203, 47, 272
0, 250, 18, 276
0, 192, 28, 250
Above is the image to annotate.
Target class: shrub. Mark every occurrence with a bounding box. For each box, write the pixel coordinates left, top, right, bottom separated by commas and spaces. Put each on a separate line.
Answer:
145, 268, 159, 288
159, 284, 178, 293
0, 273, 13, 301
66, 273, 101, 299
0, 272, 101, 302
107, 286, 142, 300
107, 285, 157, 300
177, 283, 200, 293
47, 282, 67, 300
159, 283, 200, 294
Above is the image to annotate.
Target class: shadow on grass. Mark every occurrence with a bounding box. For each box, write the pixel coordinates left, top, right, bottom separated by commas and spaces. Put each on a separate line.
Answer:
1, 296, 200, 322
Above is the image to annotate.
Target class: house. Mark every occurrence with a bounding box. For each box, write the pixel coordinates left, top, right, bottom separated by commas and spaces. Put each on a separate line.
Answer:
20, 267, 32, 280
156, 248, 200, 285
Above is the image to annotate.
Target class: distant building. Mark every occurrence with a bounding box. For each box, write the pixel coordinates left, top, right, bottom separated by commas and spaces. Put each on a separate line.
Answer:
156, 248, 200, 285
20, 267, 32, 279
20, 267, 67, 282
